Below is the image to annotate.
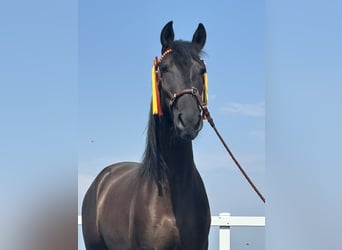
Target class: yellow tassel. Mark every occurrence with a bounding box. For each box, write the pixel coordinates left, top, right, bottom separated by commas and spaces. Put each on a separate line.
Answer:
203, 72, 208, 106
151, 57, 162, 115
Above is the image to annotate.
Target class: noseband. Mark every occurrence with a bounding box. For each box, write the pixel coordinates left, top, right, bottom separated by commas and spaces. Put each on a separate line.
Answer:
166, 86, 204, 110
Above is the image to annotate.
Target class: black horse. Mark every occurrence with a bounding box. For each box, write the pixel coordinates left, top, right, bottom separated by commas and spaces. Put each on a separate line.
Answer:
82, 21, 211, 250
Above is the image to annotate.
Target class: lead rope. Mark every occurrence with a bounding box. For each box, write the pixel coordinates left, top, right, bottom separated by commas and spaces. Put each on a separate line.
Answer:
201, 106, 266, 203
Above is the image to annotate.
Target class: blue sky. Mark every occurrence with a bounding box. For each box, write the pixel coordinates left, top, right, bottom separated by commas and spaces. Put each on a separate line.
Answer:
266, 1, 342, 249
1, 1, 341, 250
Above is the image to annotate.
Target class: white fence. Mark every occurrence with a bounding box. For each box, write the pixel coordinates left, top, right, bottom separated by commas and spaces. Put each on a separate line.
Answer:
211, 213, 265, 250
78, 213, 265, 250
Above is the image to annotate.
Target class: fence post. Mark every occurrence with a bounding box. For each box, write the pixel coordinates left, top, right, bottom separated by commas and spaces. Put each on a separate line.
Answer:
219, 212, 231, 250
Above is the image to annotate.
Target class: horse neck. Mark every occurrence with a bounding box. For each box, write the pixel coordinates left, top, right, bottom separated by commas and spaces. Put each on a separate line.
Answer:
159, 122, 195, 183
142, 114, 196, 187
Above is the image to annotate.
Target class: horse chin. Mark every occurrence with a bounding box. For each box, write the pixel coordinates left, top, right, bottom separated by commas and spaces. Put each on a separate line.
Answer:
174, 121, 203, 141
176, 129, 199, 141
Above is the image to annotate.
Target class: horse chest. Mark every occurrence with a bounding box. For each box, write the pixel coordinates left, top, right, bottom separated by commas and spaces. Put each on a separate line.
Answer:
135, 184, 209, 249
149, 214, 181, 249
139, 208, 207, 249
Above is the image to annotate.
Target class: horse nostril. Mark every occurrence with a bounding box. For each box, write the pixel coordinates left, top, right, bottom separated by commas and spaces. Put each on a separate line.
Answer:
195, 116, 202, 130
178, 113, 185, 128
177, 113, 202, 131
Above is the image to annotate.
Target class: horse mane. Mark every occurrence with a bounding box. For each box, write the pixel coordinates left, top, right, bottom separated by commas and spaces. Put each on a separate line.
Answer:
141, 112, 168, 194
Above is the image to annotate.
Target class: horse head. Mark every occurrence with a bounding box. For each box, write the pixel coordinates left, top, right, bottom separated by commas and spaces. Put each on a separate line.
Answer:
154, 21, 207, 140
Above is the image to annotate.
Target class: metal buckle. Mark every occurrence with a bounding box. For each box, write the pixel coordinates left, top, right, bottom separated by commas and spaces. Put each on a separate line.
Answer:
191, 87, 198, 95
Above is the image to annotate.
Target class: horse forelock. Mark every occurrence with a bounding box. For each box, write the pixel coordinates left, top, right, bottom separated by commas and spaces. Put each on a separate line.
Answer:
168, 41, 204, 67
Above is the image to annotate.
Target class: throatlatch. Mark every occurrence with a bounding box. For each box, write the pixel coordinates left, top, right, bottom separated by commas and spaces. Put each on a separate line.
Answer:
151, 48, 208, 117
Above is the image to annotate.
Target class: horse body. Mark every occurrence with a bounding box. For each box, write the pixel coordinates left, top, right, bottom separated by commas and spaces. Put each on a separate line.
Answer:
82, 21, 211, 249
82, 125, 210, 249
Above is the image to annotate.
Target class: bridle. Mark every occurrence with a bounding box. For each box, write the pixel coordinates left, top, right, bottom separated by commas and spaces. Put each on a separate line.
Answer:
155, 48, 208, 118
167, 87, 203, 109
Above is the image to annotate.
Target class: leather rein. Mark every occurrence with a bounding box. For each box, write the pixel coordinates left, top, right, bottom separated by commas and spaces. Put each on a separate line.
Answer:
156, 49, 266, 203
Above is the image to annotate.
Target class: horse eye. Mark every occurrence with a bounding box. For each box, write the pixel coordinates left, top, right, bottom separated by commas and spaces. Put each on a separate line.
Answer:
159, 65, 169, 73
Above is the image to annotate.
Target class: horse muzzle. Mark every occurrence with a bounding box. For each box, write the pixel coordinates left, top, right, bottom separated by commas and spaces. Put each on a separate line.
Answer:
173, 106, 203, 140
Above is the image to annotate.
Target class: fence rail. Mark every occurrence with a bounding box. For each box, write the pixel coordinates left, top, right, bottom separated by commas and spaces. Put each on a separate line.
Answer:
78, 213, 265, 250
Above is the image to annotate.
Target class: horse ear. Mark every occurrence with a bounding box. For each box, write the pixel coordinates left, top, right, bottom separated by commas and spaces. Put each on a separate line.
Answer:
160, 21, 174, 52
192, 23, 206, 50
